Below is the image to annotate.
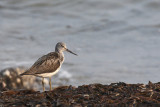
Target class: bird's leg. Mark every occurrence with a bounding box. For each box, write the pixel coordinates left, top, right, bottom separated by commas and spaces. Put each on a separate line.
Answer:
49, 77, 52, 91
42, 77, 45, 91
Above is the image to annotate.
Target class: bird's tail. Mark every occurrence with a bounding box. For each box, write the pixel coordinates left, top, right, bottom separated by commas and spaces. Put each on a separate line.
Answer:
19, 70, 29, 76
18, 72, 30, 78
17, 72, 26, 78
20, 73, 24, 76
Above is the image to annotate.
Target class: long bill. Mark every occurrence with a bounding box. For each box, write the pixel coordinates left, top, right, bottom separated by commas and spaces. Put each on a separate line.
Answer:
66, 49, 78, 56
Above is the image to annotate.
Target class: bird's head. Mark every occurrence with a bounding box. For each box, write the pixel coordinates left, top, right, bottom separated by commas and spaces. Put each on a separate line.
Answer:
56, 42, 77, 56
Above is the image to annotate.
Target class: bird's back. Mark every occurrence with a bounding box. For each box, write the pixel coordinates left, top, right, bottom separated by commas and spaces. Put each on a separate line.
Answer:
21, 52, 62, 76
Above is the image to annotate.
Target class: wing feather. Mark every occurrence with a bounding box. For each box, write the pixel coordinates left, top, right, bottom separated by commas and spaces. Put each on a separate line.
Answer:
23, 52, 60, 75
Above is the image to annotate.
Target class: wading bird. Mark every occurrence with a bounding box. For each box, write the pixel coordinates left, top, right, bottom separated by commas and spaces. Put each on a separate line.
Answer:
20, 42, 77, 91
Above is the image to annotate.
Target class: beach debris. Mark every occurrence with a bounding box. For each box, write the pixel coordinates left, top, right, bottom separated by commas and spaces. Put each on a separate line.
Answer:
1, 82, 160, 106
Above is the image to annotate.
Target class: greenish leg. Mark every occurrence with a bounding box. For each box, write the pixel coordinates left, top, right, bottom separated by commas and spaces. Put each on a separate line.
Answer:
49, 77, 52, 91
42, 77, 45, 91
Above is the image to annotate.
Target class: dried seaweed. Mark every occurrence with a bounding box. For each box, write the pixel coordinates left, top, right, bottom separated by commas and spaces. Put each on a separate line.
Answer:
1, 82, 160, 106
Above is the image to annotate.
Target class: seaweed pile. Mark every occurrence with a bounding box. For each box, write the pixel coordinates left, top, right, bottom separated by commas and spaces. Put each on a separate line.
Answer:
1, 82, 160, 106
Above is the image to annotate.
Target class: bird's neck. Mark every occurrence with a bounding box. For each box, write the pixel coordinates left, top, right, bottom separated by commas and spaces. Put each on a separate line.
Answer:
55, 48, 63, 54
55, 49, 64, 63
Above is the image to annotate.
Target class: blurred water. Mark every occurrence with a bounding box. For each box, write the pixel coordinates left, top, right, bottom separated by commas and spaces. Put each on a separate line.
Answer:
0, 0, 160, 86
